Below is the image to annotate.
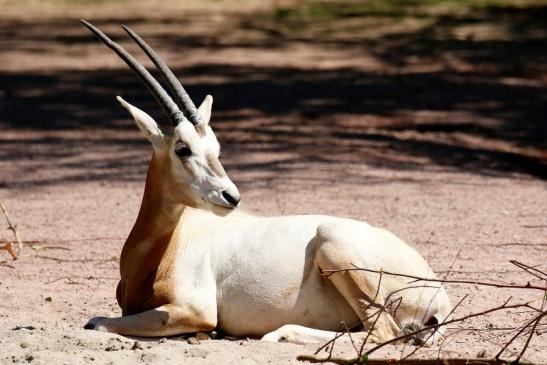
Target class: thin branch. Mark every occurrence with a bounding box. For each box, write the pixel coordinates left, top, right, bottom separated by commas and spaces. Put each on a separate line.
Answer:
342, 321, 360, 357
364, 300, 536, 357
312, 283, 439, 357
321, 267, 547, 291
45, 276, 85, 285
480, 243, 547, 247
395, 294, 470, 363
442, 243, 466, 280
327, 327, 338, 358
359, 270, 384, 353
296, 355, 534, 365
515, 311, 546, 363
359, 306, 383, 354
0, 199, 22, 258
494, 312, 541, 361
313, 311, 379, 355
510, 260, 547, 281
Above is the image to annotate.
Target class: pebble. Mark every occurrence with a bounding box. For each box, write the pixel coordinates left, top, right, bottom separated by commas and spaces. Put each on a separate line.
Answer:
187, 337, 200, 345
132, 341, 143, 351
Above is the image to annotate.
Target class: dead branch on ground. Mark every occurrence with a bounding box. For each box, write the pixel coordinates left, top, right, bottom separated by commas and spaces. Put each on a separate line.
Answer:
299, 260, 547, 365
0, 199, 23, 260
320, 264, 547, 292
297, 356, 535, 365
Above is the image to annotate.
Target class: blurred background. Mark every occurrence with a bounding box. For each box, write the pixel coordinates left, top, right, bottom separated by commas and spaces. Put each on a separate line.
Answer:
0, 0, 546, 188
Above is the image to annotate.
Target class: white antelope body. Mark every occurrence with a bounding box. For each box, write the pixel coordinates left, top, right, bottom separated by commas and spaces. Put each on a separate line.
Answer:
82, 20, 452, 345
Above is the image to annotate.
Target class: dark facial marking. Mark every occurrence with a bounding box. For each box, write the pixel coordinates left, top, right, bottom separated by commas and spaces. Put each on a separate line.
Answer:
174, 140, 192, 158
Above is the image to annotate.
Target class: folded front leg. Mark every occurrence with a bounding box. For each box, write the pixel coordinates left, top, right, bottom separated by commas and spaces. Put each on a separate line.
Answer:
84, 304, 216, 337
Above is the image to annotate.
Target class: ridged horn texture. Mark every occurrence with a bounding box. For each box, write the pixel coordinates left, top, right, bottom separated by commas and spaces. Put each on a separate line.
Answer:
121, 25, 201, 125
80, 19, 188, 126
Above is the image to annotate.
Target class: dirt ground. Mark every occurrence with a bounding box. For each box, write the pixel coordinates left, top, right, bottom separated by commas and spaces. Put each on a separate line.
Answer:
1, 0, 546, 364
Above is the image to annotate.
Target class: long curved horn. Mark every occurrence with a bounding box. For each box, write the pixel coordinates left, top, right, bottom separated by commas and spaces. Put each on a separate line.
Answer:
80, 19, 186, 126
121, 25, 202, 125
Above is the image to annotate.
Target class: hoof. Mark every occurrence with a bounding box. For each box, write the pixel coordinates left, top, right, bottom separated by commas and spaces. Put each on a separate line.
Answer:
261, 332, 285, 343
84, 316, 107, 332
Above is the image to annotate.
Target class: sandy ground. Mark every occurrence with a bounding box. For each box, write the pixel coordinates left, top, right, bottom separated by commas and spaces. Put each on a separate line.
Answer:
1, 1, 546, 364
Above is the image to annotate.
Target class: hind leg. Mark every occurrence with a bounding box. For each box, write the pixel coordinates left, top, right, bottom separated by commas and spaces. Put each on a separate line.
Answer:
262, 324, 358, 345
313, 225, 401, 343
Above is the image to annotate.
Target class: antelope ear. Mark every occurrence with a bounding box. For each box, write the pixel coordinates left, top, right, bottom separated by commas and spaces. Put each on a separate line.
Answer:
197, 95, 213, 125
117, 96, 164, 148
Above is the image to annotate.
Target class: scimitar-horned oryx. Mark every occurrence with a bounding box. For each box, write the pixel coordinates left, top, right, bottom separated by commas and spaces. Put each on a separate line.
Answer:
81, 20, 451, 345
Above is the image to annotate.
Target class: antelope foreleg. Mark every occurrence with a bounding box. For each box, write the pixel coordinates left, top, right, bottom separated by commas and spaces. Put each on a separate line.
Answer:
84, 304, 215, 337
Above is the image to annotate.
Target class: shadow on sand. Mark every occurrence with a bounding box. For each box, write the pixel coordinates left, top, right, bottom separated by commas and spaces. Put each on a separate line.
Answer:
1, 3, 546, 185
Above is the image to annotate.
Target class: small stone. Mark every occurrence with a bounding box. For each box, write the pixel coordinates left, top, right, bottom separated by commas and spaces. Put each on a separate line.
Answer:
158, 338, 167, 344
45, 297, 52, 303
209, 331, 218, 339
12, 326, 35, 331
132, 341, 143, 351
25, 354, 34, 362
195, 332, 210, 341
187, 337, 200, 345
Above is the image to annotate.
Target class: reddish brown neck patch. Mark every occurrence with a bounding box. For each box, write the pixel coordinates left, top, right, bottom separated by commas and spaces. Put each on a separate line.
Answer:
118, 152, 184, 315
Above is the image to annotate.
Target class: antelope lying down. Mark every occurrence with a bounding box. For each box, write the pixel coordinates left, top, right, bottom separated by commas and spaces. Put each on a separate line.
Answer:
81, 20, 451, 345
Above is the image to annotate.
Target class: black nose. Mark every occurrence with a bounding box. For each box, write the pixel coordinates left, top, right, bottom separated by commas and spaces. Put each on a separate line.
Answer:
222, 191, 240, 206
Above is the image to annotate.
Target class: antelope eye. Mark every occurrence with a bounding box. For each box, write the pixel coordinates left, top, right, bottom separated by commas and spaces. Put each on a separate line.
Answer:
175, 142, 192, 158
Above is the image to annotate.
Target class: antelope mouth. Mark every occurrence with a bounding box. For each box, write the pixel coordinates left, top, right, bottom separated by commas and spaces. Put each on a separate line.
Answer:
211, 201, 238, 209
204, 191, 240, 209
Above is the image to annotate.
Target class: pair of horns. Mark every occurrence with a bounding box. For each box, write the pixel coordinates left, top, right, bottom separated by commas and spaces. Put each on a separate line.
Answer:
81, 19, 201, 126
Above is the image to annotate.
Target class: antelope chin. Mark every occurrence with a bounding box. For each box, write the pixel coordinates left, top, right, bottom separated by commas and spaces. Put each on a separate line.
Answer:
207, 199, 237, 210
203, 199, 239, 216
200, 195, 236, 210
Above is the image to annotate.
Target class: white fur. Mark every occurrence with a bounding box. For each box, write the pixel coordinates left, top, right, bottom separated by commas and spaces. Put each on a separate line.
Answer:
117, 96, 164, 148
197, 95, 213, 125
120, 97, 239, 209
86, 98, 452, 346
173, 211, 452, 341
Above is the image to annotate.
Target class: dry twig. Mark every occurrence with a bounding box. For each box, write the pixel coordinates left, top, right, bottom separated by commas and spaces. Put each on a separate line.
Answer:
302, 261, 547, 365
321, 265, 547, 292
0, 199, 23, 260
297, 355, 534, 365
